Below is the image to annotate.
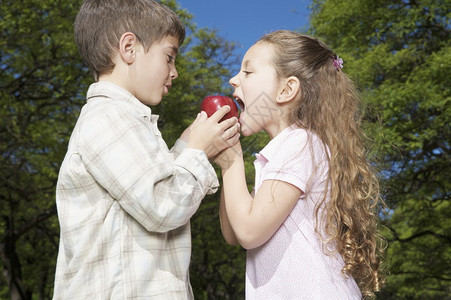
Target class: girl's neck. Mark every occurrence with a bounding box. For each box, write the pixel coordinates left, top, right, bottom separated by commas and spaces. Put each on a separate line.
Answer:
267, 121, 292, 139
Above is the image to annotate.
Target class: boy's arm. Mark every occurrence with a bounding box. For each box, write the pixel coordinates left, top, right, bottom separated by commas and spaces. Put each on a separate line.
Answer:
169, 118, 193, 158
170, 138, 187, 159
79, 104, 218, 232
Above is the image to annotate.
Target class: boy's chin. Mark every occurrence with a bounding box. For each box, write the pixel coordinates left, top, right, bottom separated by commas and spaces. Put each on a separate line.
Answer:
139, 96, 162, 106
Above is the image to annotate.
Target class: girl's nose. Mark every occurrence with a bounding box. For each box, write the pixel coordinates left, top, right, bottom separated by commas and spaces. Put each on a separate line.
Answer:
229, 74, 239, 87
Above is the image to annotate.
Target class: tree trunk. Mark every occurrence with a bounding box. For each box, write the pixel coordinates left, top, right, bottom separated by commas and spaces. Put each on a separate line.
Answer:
0, 233, 30, 300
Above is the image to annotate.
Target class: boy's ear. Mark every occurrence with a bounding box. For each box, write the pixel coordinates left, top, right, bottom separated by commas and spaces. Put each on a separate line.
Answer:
276, 76, 300, 104
119, 32, 138, 64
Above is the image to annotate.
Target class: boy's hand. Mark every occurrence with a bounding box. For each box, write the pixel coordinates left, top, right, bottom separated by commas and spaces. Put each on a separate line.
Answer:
180, 114, 199, 142
187, 106, 240, 158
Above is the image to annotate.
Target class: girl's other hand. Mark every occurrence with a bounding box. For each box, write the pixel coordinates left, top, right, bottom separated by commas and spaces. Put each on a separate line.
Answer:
213, 141, 243, 170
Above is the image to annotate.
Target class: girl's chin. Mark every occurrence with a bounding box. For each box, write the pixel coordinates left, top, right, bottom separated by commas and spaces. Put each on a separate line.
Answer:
239, 116, 259, 136
239, 125, 255, 137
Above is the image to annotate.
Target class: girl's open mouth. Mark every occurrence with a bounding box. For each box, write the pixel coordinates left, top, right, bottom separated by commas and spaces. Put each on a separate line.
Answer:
234, 97, 245, 111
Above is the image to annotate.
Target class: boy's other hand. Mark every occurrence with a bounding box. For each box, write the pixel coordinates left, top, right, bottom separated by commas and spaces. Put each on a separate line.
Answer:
180, 112, 202, 142
187, 106, 240, 158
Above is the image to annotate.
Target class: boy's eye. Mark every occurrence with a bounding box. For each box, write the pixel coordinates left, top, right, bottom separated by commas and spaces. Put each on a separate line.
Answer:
167, 55, 175, 63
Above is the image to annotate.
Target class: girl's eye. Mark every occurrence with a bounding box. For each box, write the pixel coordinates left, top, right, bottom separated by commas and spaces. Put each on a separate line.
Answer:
243, 71, 252, 75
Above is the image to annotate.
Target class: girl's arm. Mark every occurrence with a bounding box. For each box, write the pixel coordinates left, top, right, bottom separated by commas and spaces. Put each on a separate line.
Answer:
219, 187, 239, 245
219, 177, 256, 245
216, 142, 302, 250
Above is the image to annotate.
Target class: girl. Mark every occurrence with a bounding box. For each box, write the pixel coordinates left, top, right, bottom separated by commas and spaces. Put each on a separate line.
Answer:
215, 30, 384, 299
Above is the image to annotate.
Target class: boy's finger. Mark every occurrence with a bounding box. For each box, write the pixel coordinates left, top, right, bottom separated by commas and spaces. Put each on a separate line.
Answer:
190, 112, 204, 127
209, 105, 231, 122
219, 116, 238, 130
227, 131, 241, 147
224, 122, 240, 139
198, 111, 208, 120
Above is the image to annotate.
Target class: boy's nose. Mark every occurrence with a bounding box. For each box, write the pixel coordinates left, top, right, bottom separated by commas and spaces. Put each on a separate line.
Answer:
171, 66, 178, 79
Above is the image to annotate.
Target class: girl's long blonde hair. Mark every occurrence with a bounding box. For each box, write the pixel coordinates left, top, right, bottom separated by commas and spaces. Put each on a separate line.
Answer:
259, 30, 385, 297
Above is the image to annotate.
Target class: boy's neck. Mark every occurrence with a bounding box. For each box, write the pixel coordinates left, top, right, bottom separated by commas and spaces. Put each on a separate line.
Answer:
98, 68, 131, 94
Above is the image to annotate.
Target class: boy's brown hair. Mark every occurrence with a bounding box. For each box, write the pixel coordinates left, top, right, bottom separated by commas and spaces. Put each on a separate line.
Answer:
74, 0, 185, 80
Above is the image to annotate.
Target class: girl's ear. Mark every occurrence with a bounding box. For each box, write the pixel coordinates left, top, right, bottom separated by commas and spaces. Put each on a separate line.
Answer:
119, 32, 138, 64
276, 76, 300, 104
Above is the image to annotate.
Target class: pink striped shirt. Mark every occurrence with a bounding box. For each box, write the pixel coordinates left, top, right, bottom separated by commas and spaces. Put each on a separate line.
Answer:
246, 126, 362, 299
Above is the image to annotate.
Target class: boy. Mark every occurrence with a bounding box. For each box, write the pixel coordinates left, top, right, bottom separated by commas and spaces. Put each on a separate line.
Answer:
53, 0, 240, 299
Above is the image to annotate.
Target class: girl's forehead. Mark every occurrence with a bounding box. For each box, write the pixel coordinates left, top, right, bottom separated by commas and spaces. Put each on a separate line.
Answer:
242, 42, 274, 67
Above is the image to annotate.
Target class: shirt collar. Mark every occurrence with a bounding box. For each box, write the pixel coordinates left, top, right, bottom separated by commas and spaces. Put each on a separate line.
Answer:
258, 125, 296, 161
86, 81, 154, 121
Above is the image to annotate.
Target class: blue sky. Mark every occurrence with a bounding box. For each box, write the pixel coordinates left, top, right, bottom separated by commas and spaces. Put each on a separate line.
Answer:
178, 0, 312, 60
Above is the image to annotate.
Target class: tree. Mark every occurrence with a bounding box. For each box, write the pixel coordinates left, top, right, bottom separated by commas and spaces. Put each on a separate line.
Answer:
1, 0, 90, 298
0, 0, 245, 298
310, 0, 451, 298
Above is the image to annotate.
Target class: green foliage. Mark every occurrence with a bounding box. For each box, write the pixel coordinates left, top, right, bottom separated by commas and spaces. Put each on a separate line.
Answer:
10, 0, 451, 298
311, 0, 451, 298
1, 0, 88, 298
190, 193, 246, 299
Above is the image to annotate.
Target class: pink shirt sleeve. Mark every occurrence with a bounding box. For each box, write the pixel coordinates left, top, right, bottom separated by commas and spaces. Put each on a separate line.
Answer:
261, 129, 327, 194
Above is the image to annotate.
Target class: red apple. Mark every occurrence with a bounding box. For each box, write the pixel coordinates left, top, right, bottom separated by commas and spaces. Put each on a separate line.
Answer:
200, 95, 239, 122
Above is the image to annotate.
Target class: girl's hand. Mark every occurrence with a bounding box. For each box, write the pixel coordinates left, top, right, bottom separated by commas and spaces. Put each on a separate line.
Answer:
213, 141, 243, 170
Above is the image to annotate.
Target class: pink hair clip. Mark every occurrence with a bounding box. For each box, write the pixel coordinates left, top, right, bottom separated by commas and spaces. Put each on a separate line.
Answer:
332, 56, 343, 71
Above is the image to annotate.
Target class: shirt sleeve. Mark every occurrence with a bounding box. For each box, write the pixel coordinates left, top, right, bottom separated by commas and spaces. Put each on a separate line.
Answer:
262, 130, 328, 194
170, 138, 187, 159
76, 101, 219, 232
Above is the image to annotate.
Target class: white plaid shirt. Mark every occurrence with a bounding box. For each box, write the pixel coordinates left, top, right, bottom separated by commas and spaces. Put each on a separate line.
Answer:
53, 81, 219, 299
